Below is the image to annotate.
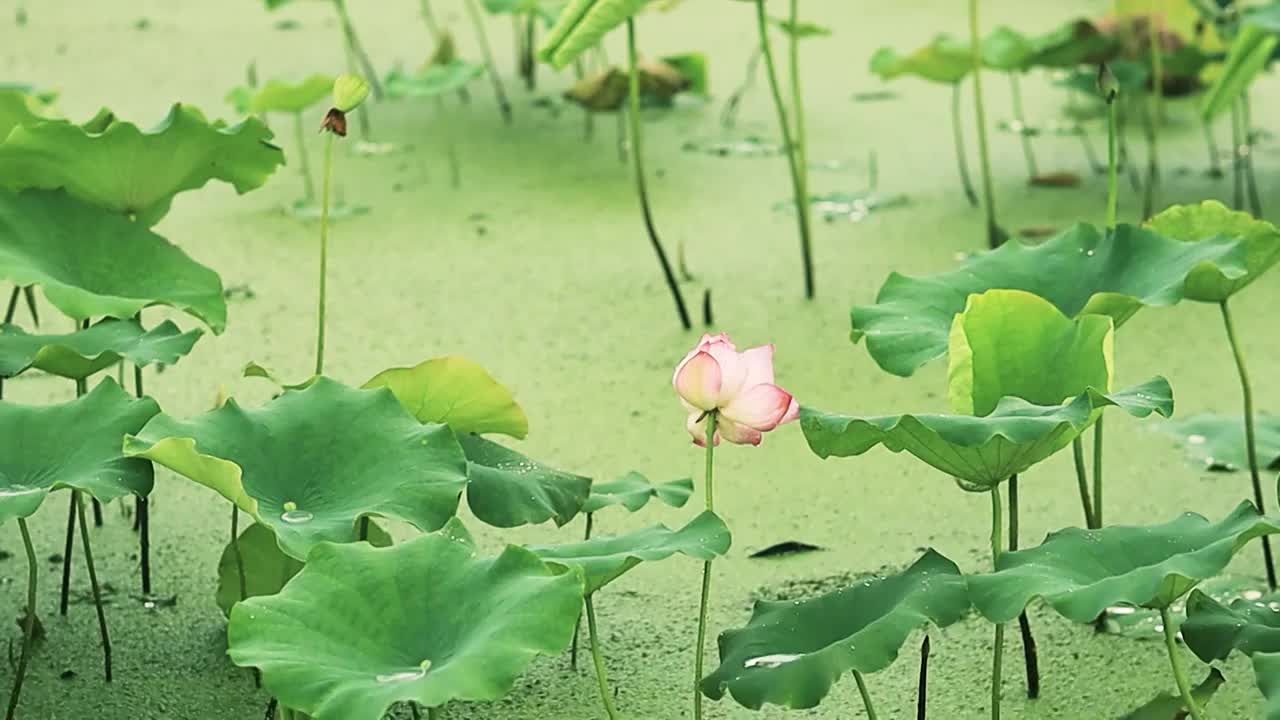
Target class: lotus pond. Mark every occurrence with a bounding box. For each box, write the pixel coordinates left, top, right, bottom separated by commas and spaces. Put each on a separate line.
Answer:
3, 0, 1280, 718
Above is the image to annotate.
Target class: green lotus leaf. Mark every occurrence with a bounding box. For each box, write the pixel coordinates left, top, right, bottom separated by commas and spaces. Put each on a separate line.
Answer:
482, 0, 568, 23
249, 75, 335, 115
1255, 652, 1280, 720
982, 26, 1034, 71
122, 377, 469, 560
869, 36, 971, 84
662, 52, 710, 97
0, 103, 284, 225
582, 471, 693, 514
1158, 413, 1280, 473
538, 0, 649, 70
0, 319, 202, 380
228, 519, 583, 719
851, 223, 1248, 377
0, 189, 227, 332
1024, 18, 1116, 69
1201, 24, 1278, 121
700, 550, 970, 710
1120, 668, 1225, 720
363, 355, 528, 439
384, 61, 484, 100
1145, 200, 1280, 302
801, 378, 1173, 489
529, 510, 729, 594
947, 289, 1112, 416
1183, 588, 1280, 666
0, 89, 48, 141
457, 433, 590, 528
969, 501, 1280, 624
214, 520, 392, 617
0, 379, 159, 523
1055, 60, 1149, 99
769, 17, 832, 39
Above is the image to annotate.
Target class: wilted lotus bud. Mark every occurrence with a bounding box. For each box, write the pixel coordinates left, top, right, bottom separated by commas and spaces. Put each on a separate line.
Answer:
564, 69, 630, 113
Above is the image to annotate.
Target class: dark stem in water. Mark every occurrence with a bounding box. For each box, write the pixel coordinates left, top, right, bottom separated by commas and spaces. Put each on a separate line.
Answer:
522, 13, 537, 91
1142, 22, 1162, 220
1071, 438, 1097, 528
917, 635, 930, 720
989, 487, 1004, 720
74, 491, 112, 681
719, 46, 763, 130
571, 512, 595, 669
1008, 73, 1038, 180
331, 0, 383, 99
951, 83, 979, 207
5, 518, 37, 720
462, 0, 514, 124
967, 0, 1001, 247
358, 516, 370, 542
3, 286, 18, 324
585, 594, 622, 719
60, 490, 75, 616
1202, 116, 1224, 178
786, 0, 815, 298
1008, 477, 1040, 699
92, 497, 104, 527
1240, 93, 1263, 218
625, 18, 691, 331
1230, 100, 1245, 211
134, 358, 151, 595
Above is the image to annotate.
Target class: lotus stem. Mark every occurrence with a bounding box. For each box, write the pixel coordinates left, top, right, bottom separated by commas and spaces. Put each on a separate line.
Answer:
231, 505, 248, 603
434, 98, 461, 189
410, 703, 422, 720
133, 358, 151, 596
625, 18, 692, 331
1160, 606, 1209, 720
1220, 299, 1278, 590
20, 287, 36, 327
1240, 93, 1263, 218
1118, 107, 1142, 195
91, 497, 103, 527
572, 59, 595, 141
1008, 73, 1037, 180
1092, 419, 1105, 528
1143, 6, 1162, 221
1105, 90, 1118, 228
316, 131, 334, 376
1009, 477, 1040, 698
1071, 438, 1097, 528
968, 0, 1001, 248
5, 518, 37, 720
462, 0, 513, 124
331, 0, 382, 100
584, 595, 622, 719
917, 635, 930, 720
523, 14, 538, 91
3, 286, 18, 324
754, 0, 814, 298
853, 671, 879, 719
1230, 101, 1245, 211
693, 410, 718, 720
989, 486, 1004, 720
74, 491, 112, 681
418, 0, 441, 37
571, 512, 595, 669
59, 488, 75, 616
720, 46, 763, 130
788, 0, 815, 297
293, 112, 316, 204
951, 83, 979, 207
1202, 117, 1223, 178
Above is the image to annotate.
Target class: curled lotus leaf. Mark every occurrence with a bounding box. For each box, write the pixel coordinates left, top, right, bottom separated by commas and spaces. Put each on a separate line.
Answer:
538, 0, 648, 70
0, 319, 202, 380
123, 377, 469, 560
582, 471, 693, 514
1145, 200, 1280, 302
1157, 413, 1280, 473
363, 355, 528, 439
228, 519, 584, 720
457, 433, 591, 529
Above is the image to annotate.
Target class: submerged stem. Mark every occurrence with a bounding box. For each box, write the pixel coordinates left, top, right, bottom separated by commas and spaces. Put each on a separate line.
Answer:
787, 0, 815, 298
1143, 8, 1162, 220
331, 0, 383, 99
6, 518, 37, 720
1009, 477, 1040, 699
1220, 299, 1278, 590
1008, 73, 1037, 180
74, 491, 112, 682
625, 18, 691, 331
917, 635, 930, 720
1160, 607, 1209, 720
462, 0, 514, 124
989, 487, 1004, 720
853, 671, 879, 720
951, 83, 979, 207
316, 131, 335, 376
585, 595, 622, 719
968, 0, 1000, 247
693, 411, 718, 720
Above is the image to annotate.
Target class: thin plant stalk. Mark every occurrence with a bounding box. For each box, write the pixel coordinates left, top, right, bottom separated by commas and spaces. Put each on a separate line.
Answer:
585, 595, 622, 719
1008, 73, 1037, 180
92, 497, 103, 527
754, 0, 814, 298
3, 286, 18, 324
293, 112, 317, 204
134, 359, 151, 595
462, 0, 514, 124
692, 411, 719, 720
523, 13, 538, 91
1092, 420, 1105, 527
21, 287, 36, 327
917, 635, 930, 720
1240, 93, 1263, 217
787, 0, 815, 298
6, 518, 37, 720
59, 489, 75, 615
571, 512, 595, 669
1160, 607, 1209, 720
1220, 298, 1278, 590
1008, 477, 1040, 699
316, 132, 335, 376
1230, 101, 1245, 211
331, 0, 382, 99
231, 506, 248, 604
434, 99, 461, 189
989, 487, 1004, 720
720, 46, 763, 130
1106, 94, 1118, 228
1202, 117, 1224, 177
967, 0, 1001, 248
1071, 439, 1097, 528
951, 83, 980, 207
853, 671, 879, 720
74, 490, 112, 681
625, 18, 692, 331
573, 59, 595, 141
1143, 7, 1162, 221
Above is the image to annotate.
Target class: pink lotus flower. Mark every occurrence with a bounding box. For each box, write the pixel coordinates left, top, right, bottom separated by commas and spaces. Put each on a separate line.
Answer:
672, 332, 799, 447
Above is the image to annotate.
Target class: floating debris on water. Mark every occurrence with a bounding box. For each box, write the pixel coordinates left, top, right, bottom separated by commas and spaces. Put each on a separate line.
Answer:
682, 136, 783, 158
1029, 172, 1081, 188
775, 191, 909, 223
749, 541, 824, 559
1017, 226, 1059, 239
852, 90, 899, 103
997, 119, 1041, 138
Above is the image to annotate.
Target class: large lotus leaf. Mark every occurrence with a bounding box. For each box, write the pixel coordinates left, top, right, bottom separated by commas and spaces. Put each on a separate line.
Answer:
1024, 18, 1117, 69
1121, 669, 1225, 720
982, 26, 1034, 71
214, 520, 393, 617
0, 89, 48, 141
582, 471, 693, 514
384, 62, 484, 100
869, 36, 971, 84
538, 0, 649, 70
969, 502, 1280, 624
0, 319, 202, 380
228, 519, 583, 719
0, 189, 227, 332
0, 103, 283, 225
249, 75, 334, 115
1183, 588, 1280, 665
1145, 200, 1280, 302
363, 356, 528, 439
1201, 24, 1278, 121
1158, 413, 1280, 473
801, 378, 1173, 489
457, 433, 590, 528
0, 379, 158, 523
529, 511, 729, 594
947, 289, 1113, 417
851, 222, 1248, 377
700, 550, 969, 710
1255, 652, 1280, 720
122, 378, 469, 561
